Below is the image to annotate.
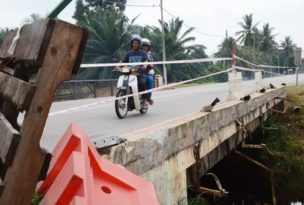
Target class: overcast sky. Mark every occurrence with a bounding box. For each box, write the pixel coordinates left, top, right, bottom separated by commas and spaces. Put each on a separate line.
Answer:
0, 0, 303, 55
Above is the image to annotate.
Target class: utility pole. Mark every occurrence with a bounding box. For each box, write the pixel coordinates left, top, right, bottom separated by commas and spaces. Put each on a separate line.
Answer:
160, 0, 167, 85
277, 51, 280, 74
293, 47, 302, 86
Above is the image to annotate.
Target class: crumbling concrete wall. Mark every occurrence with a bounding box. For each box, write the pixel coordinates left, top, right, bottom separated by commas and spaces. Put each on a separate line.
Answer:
101, 87, 285, 205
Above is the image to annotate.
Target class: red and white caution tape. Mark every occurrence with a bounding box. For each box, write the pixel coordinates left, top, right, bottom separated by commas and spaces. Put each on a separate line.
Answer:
235, 55, 296, 70
234, 55, 259, 67
80, 57, 232, 68
234, 66, 286, 76
259, 64, 296, 69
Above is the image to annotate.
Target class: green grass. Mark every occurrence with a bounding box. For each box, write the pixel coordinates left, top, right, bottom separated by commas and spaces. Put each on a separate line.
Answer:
258, 86, 304, 203
31, 191, 43, 205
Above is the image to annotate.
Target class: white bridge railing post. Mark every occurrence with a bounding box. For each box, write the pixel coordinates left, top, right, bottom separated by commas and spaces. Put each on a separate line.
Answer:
227, 66, 243, 101
255, 70, 263, 92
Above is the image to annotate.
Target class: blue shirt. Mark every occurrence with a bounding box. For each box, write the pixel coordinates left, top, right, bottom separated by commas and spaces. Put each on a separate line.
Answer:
122, 50, 147, 63
122, 50, 148, 74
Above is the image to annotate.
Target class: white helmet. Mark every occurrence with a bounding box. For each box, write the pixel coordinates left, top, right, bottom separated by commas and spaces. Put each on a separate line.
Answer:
131, 34, 142, 47
142, 38, 151, 47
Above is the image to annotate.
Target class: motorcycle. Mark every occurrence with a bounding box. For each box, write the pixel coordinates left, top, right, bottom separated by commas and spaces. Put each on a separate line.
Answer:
114, 66, 148, 119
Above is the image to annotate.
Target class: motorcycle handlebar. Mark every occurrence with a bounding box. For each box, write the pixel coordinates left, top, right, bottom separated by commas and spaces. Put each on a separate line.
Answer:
112, 66, 142, 74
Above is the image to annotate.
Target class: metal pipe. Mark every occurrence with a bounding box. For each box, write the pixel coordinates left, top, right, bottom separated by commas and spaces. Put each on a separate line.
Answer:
48, 0, 73, 18
160, 0, 167, 85
197, 186, 228, 198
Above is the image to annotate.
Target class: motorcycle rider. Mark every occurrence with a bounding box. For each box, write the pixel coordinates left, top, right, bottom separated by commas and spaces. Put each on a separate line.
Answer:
122, 35, 149, 106
141, 38, 155, 105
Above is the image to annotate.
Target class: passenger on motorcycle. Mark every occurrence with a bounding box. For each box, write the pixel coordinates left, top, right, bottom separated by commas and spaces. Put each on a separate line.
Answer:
122, 35, 149, 105
142, 38, 155, 106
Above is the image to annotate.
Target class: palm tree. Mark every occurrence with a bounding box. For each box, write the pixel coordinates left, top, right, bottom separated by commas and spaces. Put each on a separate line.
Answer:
280, 36, 296, 67
151, 17, 197, 82
189, 44, 207, 59
76, 10, 132, 79
235, 14, 260, 47
260, 23, 277, 53
164, 17, 195, 59
216, 37, 237, 58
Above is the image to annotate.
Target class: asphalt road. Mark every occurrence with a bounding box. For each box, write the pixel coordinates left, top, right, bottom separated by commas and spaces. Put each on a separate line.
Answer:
40, 74, 304, 151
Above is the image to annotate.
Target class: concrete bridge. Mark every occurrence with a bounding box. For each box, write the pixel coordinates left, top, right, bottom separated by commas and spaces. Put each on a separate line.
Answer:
41, 73, 298, 204
100, 86, 285, 204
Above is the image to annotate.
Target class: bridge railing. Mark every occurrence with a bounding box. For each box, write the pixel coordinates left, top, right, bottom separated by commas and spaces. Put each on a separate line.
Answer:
54, 79, 117, 101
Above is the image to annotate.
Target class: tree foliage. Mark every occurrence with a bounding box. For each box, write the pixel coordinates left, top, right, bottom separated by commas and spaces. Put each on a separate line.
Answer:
0, 28, 9, 46
281, 36, 296, 67
236, 14, 260, 47
234, 13, 297, 71
75, 10, 132, 79
260, 23, 277, 53
216, 37, 237, 58
73, 0, 126, 24
72, 7, 300, 82
22, 13, 42, 24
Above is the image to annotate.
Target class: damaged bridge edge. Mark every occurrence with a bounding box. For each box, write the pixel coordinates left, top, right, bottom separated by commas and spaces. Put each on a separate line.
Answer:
101, 87, 285, 175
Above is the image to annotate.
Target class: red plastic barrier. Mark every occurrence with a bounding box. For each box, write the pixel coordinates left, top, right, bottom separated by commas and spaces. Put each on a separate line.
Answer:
37, 124, 159, 205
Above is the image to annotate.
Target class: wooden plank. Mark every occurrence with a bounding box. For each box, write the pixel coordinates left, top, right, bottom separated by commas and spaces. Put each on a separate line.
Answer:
0, 177, 3, 195
0, 112, 20, 167
71, 25, 89, 74
0, 19, 55, 70
0, 19, 88, 205
0, 72, 35, 111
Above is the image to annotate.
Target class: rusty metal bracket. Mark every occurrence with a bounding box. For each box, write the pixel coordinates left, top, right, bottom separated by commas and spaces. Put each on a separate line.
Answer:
198, 173, 228, 198
193, 142, 201, 163
271, 105, 289, 114
197, 186, 228, 198
234, 150, 277, 205
191, 142, 202, 191
235, 119, 253, 140
271, 97, 289, 114
192, 144, 229, 198
273, 96, 291, 102
241, 142, 276, 156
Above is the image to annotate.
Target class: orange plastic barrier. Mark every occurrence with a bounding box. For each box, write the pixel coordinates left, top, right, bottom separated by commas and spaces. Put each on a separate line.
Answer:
37, 124, 159, 205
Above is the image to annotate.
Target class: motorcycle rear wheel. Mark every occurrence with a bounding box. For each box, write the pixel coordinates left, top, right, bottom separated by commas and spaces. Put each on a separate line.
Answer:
139, 101, 148, 114
140, 107, 148, 114
115, 90, 128, 119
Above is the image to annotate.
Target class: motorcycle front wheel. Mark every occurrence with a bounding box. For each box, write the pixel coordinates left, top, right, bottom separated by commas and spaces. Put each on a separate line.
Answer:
115, 90, 128, 119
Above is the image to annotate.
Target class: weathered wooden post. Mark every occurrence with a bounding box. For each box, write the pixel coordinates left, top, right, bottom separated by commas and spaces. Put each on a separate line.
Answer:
0, 19, 88, 205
